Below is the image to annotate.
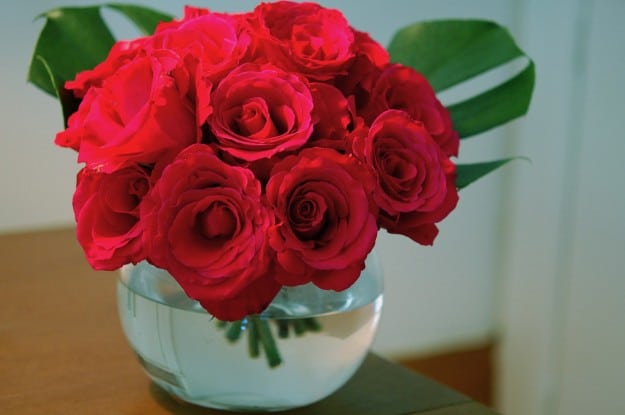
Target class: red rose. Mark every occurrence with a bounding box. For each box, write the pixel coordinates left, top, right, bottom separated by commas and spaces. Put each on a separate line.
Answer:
73, 165, 150, 270
351, 29, 389, 68
334, 30, 388, 112
65, 38, 147, 98
251, 2, 355, 80
149, 9, 252, 125
56, 50, 197, 172
308, 82, 354, 150
141, 144, 279, 321
208, 63, 314, 161
266, 147, 378, 291
353, 110, 458, 245
364, 64, 459, 157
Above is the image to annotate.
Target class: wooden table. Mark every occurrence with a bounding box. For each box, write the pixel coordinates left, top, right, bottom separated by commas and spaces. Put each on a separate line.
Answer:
0, 228, 500, 414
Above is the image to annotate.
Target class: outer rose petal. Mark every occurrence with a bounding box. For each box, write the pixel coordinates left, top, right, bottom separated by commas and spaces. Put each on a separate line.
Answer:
196, 265, 281, 321
308, 82, 353, 150
380, 171, 458, 245
334, 30, 388, 112
65, 38, 147, 98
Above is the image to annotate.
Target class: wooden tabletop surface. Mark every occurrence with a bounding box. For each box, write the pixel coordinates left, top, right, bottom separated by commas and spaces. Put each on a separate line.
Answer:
0, 227, 500, 415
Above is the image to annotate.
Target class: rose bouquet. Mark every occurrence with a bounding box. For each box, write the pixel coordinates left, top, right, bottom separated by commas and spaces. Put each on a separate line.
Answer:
30, 2, 533, 368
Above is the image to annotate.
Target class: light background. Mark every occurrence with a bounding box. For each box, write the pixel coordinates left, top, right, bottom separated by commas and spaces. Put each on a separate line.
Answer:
1, 1, 623, 415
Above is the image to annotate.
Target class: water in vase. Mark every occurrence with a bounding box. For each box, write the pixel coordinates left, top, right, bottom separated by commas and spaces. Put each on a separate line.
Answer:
117, 258, 383, 411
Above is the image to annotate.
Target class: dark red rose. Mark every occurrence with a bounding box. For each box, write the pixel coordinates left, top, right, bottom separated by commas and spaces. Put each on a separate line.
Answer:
251, 1, 355, 80
351, 29, 389, 68
141, 144, 280, 321
308, 82, 354, 150
266, 147, 378, 291
353, 110, 458, 245
334, 30, 388, 112
73, 165, 150, 270
209, 63, 314, 161
56, 49, 197, 172
380, 170, 457, 245
364, 64, 459, 157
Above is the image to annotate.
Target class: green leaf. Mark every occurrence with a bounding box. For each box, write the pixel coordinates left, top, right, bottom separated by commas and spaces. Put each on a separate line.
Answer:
28, 6, 116, 97
106, 3, 173, 35
389, 20, 523, 92
456, 158, 527, 189
449, 61, 535, 138
388, 20, 534, 138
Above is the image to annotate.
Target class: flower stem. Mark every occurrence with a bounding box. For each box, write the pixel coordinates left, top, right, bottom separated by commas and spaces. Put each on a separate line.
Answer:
225, 320, 243, 342
251, 317, 282, 368
277, 320, 290, 338
216, 316, 322, 368
247, 318, 260, 358
303, 317, 321, 332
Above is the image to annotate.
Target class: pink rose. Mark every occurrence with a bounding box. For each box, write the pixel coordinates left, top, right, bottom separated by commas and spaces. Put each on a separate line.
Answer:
353, 110, 458, 245
141, 144, 279, 321
73, 165, 150, 270
266, 147, 378, 290
364, 64, 459, 157
251, 2, 355, 80
208, 63, 314, 161
64, 38, 147, 98
56, 50, 197, 172
149, 8, 252, 124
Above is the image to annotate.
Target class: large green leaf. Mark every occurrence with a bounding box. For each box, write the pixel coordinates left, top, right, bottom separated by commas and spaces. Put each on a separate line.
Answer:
456, 158, 527, 189
28, 3, 173, 123
29, 6, 116, 97
388, 20, 534, 138
448, 61, 535, 138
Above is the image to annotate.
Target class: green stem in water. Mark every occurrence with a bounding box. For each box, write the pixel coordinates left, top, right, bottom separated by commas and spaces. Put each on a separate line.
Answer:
225, 320, 243, 342
292, 319, 306, 336
247, 318, 260, 358
277, 320, 290, 339
303, 317, 322, 332
252, 317, 282, 368
216, 316, 322, 368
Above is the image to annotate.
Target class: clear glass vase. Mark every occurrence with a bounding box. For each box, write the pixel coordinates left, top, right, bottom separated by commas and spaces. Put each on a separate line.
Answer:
117, 251, 384, 412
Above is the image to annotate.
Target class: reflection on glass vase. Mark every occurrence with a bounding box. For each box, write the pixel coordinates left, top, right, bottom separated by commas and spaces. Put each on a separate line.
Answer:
117, 251, 384, 412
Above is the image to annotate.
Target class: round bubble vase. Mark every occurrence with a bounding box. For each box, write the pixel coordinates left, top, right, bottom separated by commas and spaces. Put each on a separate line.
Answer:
117, 251, 383, 412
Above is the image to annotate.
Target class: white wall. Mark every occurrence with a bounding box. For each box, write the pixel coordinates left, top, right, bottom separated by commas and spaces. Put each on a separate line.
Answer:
497, 0, 625, 414
1, 0, 517, 358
